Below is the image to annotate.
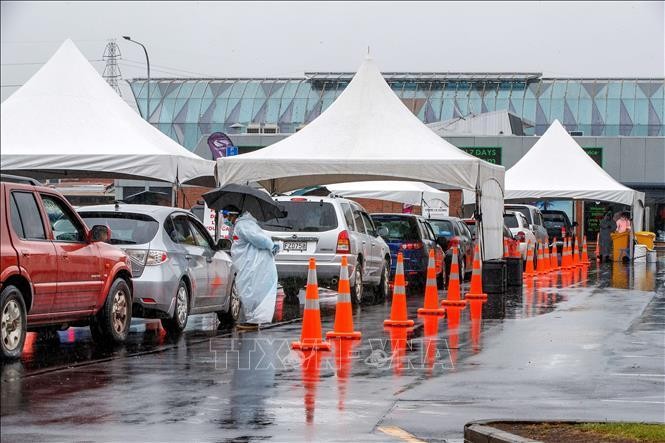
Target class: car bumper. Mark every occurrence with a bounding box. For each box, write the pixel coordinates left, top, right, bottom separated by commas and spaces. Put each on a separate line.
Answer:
131, 265, 180, 318
275, 254, 358, 288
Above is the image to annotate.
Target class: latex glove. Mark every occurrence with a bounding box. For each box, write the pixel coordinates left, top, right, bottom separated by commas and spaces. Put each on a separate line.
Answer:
271, 244, 280, 256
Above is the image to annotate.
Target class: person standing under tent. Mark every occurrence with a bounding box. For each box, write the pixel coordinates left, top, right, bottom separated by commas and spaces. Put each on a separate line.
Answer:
224, 205, 279, 330
598, 210, 616, 263
616, 212, 632, 233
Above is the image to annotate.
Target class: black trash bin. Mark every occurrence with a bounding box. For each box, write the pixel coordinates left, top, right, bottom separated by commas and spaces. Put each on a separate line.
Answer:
482, 259, 507, 293
506, 257, 523, 287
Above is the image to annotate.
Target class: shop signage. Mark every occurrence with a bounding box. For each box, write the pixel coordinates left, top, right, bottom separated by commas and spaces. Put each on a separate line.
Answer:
460, 146, 502, 165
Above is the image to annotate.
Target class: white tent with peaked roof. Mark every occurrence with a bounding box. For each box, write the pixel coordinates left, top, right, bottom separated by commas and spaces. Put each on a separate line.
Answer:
1, 39, 214, 186
216, 58, 505, 259
505, 120, 645, 230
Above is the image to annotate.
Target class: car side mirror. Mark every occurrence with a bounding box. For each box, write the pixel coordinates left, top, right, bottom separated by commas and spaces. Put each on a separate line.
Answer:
217, 238, 232, 251
436, 237, 448, 250
89, 225, 110, 243
377, 226, 389, 237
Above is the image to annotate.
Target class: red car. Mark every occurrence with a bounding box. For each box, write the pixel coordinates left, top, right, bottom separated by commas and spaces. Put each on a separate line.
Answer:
0, 175, 133, 359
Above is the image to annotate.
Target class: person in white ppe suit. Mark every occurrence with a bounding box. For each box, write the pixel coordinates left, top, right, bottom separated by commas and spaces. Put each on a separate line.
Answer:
224, 206, 279, 330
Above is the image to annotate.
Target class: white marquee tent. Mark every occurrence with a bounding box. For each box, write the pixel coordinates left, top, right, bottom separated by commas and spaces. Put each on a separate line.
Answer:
216, 58, 505, 259
327, 181, 450, 218
505, 120, 645, 230
1, 39, 214, 186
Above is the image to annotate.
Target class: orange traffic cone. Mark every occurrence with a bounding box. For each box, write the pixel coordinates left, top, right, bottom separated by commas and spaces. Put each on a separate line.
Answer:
384, 253, 415, 327
563, 238, 574, 270
417, 249, 446, 316
572, 235, 580, 268
535, 242, 547, 275
523, 241, 537, 278
292, 258, 332, 351
543, 242, 552, 274
327, 256, 362, 339
503, 238, 510, 258
441, 246, 467, 308
550, 237, 559, 271
581, 236, 590, 265
465, 242, 487, 301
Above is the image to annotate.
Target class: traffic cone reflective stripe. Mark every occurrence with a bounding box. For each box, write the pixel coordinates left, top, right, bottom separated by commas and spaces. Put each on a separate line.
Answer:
581, 236, 590, 265
465, 242, 487, 301
418, 249, 445, 316
523, 241, 537, 278
550, 237, 559, 271
503, 238, 510, 258
384, 253, 414, 327
536, 242, 547, 275
542, 240, 551, 273
442, 246, 467, 308
327, 256, 362, 339
572, 235, 580, 268
292, 258, 331, 351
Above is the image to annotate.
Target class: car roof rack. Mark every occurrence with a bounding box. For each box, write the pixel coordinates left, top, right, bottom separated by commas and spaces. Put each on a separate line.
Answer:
0, 174, 42, 186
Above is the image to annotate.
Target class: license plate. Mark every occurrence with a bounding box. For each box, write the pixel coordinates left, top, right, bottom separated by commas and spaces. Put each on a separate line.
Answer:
283, 241, 307, 251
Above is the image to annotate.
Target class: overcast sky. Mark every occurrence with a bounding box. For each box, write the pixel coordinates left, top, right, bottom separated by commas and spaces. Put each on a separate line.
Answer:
2, 1, 664, 101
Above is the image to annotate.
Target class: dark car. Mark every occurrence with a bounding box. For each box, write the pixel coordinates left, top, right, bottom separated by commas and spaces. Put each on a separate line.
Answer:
542, 210, 577, 253
427, 217, 474, 284
371, 214, 444, 290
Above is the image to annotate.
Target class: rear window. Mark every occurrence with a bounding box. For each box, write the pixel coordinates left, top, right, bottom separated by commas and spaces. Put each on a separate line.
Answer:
543, 213, 567, 227
505, 206, 531, 224
428, 220, 455, 238
79, 211, 159, 245
260, 201, 338, 232
372, 215, 419, 242
503, 214, 518, 228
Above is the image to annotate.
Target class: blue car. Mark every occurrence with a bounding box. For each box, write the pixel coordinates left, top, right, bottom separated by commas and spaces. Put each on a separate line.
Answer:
370, 213, 444, 290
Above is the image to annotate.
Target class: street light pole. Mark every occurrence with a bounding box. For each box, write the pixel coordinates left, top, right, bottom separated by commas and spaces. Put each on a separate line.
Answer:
122, 36, 151, 120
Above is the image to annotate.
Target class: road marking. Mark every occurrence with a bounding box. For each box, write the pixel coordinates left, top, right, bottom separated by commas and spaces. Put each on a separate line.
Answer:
610, 373, 665, 377
377, 426, 426, 443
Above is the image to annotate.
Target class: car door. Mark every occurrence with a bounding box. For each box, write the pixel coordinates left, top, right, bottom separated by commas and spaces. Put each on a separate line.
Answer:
457, 221, 475, 268
170, 213, 208, 310
360, 211, 380, 281
7, 190, 58, 315
188, 216, 232, 308
40, 193, 102, 313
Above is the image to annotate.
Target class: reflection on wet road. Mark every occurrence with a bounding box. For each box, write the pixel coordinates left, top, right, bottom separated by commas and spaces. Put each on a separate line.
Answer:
2, 259, 663, 442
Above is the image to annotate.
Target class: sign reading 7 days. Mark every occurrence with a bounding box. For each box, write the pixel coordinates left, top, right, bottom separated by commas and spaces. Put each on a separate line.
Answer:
460, 147, 502, 165
582, 147, 603, 167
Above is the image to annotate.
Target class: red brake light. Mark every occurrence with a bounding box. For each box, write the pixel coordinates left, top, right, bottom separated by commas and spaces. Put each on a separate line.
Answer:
290, 197, 308, 202
336, 230, 351, 253
516, 231, 526, 242
401, 242, 423, 250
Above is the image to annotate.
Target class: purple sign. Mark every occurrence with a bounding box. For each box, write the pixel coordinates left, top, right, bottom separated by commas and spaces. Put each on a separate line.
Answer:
207, 132, 235, 160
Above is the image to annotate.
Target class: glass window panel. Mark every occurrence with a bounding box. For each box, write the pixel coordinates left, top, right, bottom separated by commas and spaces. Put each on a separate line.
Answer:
291, 98, 307, 124
551, 81, 567, 99
229, 81, 248, 99
607, 82, 622, 99
621, 81, 636, 99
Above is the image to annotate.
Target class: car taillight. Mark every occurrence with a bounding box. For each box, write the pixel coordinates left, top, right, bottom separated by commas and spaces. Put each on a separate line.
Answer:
336, 230, 351, 253
516, 231, 526, 242
122, 249, 147, 278
401, 242, 423, 250
146, 250, 168, 265
447, 237, 460, 248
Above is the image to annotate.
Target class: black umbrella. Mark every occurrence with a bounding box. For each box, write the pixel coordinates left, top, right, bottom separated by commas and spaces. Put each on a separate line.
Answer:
202, 184, 286, 221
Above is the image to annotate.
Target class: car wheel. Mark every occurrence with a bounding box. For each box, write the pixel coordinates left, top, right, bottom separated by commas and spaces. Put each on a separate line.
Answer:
162, 280, 189, 335
374, 259, 390, 303
1, 285, 27, 360
350, 262, 364, 306
217, 280, 241, 327
459, 256, 466, 282
90, 278, 132, 344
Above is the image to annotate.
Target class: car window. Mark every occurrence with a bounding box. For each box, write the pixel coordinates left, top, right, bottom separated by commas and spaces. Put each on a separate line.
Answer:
40, 194, 85, 242
360, 212, 376, 236
341, 203, 355, 231
503, 213, 518, 228
260, 201, 338, 232
465, 221, 477, 237
10, 192, 46, 240
518, 213, 529, 227
9, 194, 25, 238
423, 221, 437, 241
506, 206, 532, 224
169, 215, 196, 245
353, 210, 366, 234
372, 215, 419, 242
458, 221, 471, 238
428, 219, 455, 238
78, 211, 159, 245
188, 218, 214, 249
534, 213, 543, 226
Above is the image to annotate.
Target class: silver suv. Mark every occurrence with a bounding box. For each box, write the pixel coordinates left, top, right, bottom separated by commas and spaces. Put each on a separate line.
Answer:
504, 204, 549, 244
261, 196, 391, 305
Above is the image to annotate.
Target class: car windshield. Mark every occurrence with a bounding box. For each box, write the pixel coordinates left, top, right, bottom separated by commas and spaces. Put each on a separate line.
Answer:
260, 201, 338, 232
79, 211, 159, 245
503, 214, 519, 228
371, 216, 419, 242
543, 213, 567, 228
428, 220, 455, 238
506, 206, 531, 224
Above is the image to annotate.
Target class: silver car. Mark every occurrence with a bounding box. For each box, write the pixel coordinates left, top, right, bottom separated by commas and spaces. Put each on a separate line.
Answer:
261, 196, 391, 305
78, 204, 240, 333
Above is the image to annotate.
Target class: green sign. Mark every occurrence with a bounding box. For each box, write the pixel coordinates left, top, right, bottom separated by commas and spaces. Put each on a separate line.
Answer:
582, 147, 603, 167
460, 146, 502, 165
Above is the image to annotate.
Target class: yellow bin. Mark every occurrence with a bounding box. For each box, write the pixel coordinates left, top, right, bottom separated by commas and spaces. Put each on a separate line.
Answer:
611, 231, 630, 261
635, 231, 656, 250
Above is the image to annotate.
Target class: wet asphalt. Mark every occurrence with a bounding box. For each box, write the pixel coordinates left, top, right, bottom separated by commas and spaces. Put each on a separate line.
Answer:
1, 259, 663, 442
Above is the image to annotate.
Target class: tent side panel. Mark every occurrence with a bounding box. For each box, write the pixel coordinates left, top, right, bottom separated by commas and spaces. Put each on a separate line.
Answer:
480, 178, 504, 260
